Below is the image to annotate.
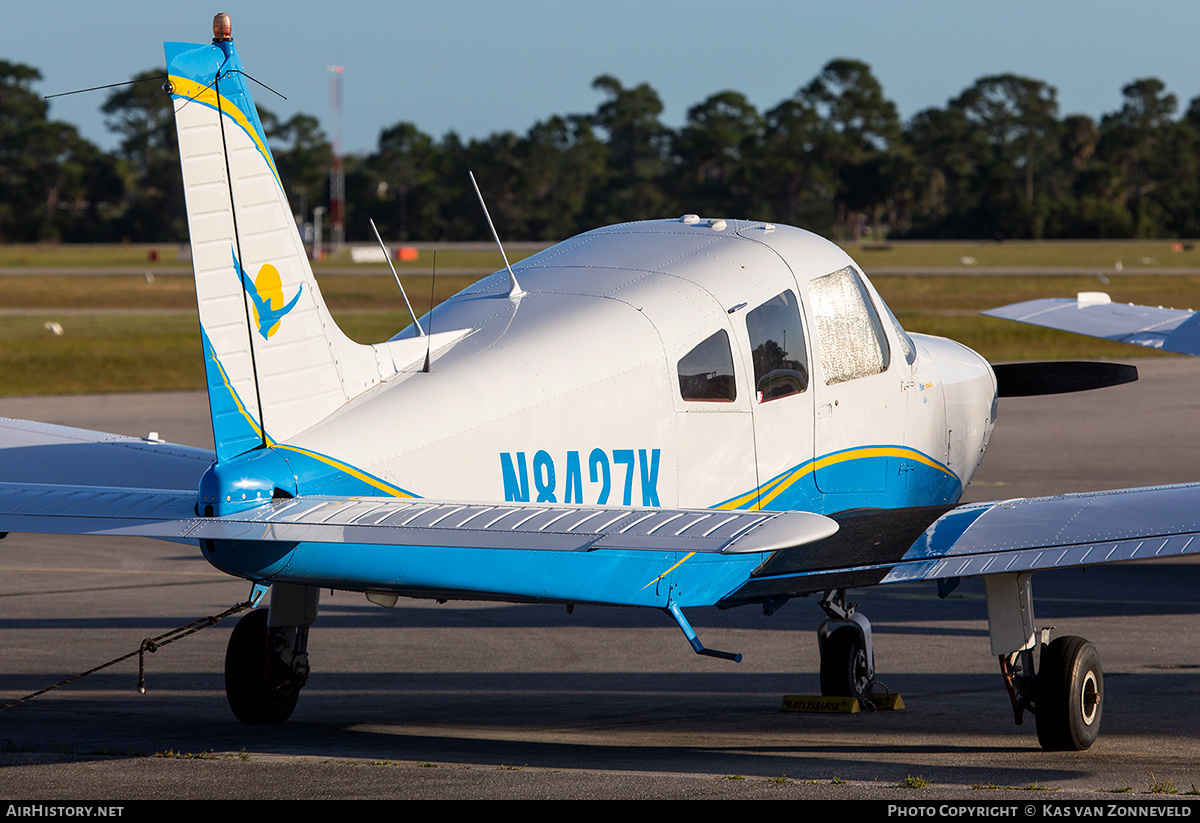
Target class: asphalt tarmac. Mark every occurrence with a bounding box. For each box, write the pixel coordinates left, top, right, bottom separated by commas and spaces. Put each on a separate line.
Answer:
2, 359, 1200, 800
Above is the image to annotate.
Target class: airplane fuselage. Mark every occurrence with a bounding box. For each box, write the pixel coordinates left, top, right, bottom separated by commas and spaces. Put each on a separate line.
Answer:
291, 219, 995, 513
200, 218, 998, 608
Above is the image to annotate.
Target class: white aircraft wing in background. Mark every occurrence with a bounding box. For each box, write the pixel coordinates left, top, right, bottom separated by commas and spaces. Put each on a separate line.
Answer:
985, 292, 1200, 356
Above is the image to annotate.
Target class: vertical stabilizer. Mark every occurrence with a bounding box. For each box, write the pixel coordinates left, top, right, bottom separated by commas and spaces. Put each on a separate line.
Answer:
165, 32, 387, 462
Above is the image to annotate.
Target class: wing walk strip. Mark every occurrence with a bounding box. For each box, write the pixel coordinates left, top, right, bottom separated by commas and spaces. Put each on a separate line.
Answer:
0, 483, 836, 556
717, 445, 959, 511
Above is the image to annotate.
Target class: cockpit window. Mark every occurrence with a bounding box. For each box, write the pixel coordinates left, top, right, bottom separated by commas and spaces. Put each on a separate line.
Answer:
810, 266, 891, 385
678, 330, 736, 402
746, 290, 808, 402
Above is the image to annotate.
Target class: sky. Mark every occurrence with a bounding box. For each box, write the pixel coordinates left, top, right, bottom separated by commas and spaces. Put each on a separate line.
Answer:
11, 1, 1200, 155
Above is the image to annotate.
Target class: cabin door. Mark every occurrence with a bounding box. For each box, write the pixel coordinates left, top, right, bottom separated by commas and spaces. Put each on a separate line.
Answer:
739, 289, 817, 511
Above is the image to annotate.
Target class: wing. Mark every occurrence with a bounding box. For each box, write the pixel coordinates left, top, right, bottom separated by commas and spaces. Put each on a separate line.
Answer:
0, 418, 212, 544
719, 483, 1200, 606
0, 418, 213, 491
5, 419, 1195, 608
0, 480, 838, 556
984, 293, 1200, 356
0, 417, 839, 556
6, 418, 1195, 603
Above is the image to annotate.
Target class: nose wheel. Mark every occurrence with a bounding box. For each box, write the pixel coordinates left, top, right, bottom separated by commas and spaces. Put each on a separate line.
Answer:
820, 625, 873, 699
817, 589, 875, 700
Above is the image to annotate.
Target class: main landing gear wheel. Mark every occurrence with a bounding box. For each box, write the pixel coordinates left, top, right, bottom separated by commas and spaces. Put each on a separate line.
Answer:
224, 609, 303, 724
1035, 635, 1103, 751
820, 626, 872, 699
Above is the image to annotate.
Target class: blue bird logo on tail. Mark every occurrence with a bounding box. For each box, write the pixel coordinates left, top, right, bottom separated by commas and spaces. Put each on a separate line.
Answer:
233, 248, 303, 339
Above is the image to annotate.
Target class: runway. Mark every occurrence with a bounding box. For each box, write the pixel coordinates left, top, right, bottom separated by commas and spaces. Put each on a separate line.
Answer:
2, 359, 1200, 799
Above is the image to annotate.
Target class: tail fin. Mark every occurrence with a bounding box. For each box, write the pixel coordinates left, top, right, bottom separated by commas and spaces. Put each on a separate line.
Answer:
165, 35, 387, 461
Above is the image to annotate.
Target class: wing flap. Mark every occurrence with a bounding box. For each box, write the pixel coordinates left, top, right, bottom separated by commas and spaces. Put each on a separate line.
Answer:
188, 497, 839, 554
0, 484, 198, 539
0, 484, 839, 555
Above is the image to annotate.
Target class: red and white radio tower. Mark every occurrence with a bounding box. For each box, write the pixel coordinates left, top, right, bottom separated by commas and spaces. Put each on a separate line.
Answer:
328, 64, 345, 251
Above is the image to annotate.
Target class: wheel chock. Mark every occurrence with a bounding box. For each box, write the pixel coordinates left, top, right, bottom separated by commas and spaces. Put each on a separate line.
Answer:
780, 693, 905, 713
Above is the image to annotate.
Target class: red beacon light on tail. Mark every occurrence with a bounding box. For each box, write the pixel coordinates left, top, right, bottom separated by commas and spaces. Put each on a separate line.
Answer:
212, 12, 232, 42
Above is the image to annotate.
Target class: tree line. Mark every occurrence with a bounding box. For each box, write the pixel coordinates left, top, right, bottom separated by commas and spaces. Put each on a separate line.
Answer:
4, 57, 1200, 245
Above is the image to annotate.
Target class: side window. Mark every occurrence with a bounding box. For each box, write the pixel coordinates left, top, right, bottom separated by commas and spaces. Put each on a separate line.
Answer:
882, 300, 917, 366
678, 330, 736, 402
810, 266, 891, 385
746, 290, 809, 402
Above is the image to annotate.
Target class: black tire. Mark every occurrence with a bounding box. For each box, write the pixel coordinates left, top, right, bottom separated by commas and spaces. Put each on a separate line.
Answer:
820, 626, 872, 699
1035, 636, 1102, 751
224, 609, 300, 725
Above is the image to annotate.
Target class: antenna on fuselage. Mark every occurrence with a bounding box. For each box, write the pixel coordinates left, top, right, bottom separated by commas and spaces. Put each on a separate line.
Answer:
422, 251, 436, 373
468, 171, 524, 299
369, 218, 423, 336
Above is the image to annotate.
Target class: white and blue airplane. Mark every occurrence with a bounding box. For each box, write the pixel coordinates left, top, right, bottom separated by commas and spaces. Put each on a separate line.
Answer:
2, 14, 1196, 752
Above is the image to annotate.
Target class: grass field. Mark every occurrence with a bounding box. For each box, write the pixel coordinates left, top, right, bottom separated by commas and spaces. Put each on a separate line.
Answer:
3, 237, 1198, 272
1, 241, 1194, 396
0, 243, 540, 273
853, 238, 1200, 270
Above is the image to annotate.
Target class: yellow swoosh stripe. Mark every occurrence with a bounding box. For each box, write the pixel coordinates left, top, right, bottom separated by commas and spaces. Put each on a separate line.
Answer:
209, 341, 411, 498
719, 446, 958, 511
210, 344, 273, 447
719, 470, 794, 511
642, 552, 696, 589
645, 446, 958, 586
169, 74, 282, 190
